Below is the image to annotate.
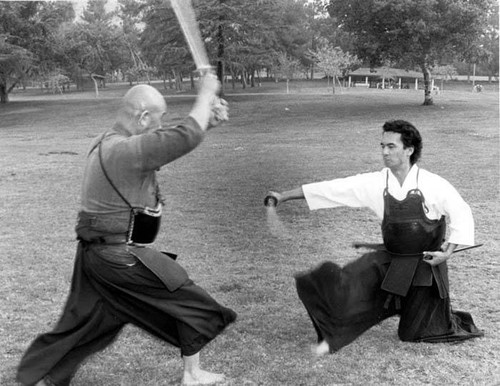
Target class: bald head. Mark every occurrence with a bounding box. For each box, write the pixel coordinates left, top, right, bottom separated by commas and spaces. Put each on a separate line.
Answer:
117, 85, 167, 135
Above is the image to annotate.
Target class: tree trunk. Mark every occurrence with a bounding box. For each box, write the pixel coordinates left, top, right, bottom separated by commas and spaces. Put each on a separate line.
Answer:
167, 71, 174, 89
241, 71, 247, 89
7, 80, 18, 97
217, 14, 225, 97
0, 82, 9, 103
91, 74, 100, 98
171, 69, 177, 90
75, 68, 84, 91
177, 72, 183, 91
421, 66, 433, 106
172, 69, 183, 91
230, 66, 236, 90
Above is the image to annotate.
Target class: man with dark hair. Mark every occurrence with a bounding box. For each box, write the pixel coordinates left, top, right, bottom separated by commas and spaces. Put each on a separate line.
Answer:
382, 119, 422, 164
17, 74, 236, 386
266, 119, 483, 355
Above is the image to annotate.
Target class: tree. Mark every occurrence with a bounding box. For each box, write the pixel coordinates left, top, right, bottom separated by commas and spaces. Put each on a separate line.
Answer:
0, 1, 74, 103
275, 0, 312, 75
140, 0, 192, 90
304, 1, 350, 79
274, 52, 302, 93
0, 34, 33, 103
310, 46, 360, 93
480, 3, 499, 81
80, 0, 121, 85
327, 0, 494, 105
139, 0, 322, 92
60, 0, 127, 94
118, 0, 155, 85
197, 0, 284, 90
140, 0, 283, 92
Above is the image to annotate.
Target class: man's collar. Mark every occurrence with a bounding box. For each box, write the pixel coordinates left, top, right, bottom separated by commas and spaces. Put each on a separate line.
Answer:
386, 164, 419, 186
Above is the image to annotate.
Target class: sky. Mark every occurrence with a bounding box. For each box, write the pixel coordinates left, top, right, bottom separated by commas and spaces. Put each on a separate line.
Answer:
70, 0, 118, 17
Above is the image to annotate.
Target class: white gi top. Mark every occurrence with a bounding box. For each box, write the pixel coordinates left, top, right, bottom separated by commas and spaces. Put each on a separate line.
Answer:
302, 165, 474, 246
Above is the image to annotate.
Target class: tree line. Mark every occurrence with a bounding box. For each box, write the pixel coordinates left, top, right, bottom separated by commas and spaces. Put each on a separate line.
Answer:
0, 0, 498, 104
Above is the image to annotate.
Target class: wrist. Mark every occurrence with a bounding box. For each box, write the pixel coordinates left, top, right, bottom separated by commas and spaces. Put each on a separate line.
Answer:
197, 89, 216, 101
444, 243, 458, 257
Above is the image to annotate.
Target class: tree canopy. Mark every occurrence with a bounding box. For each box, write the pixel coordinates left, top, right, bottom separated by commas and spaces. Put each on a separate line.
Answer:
310, 46, 360, 93
327, 0, 495, 104
0, 1, 75, 102
0, 0, 497, 103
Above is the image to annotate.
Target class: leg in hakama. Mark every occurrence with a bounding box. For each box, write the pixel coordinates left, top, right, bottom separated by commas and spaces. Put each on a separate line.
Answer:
17, 244, 236, 386
295, 251, 397, 353
398, 280, 484, 343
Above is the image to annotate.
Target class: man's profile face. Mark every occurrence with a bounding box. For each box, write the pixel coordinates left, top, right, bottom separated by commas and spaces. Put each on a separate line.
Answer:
139, 104, 167, 133
146, 108, 166, 131
380, 131, 413, 170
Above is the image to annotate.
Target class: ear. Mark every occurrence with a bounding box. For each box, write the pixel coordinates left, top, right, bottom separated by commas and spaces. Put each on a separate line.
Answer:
138, 110, 150, 128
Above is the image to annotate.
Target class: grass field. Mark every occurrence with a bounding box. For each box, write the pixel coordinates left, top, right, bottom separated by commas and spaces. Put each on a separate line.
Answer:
1, 80, 499, 385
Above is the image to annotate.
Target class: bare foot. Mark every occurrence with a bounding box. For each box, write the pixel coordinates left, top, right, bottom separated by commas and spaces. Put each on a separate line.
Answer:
181, 369, 226, 385
312, 340, 330, 356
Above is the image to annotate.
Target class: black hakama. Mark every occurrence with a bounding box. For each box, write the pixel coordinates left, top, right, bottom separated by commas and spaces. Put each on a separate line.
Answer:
17, 242, 236, 386
295, 251, 484, 353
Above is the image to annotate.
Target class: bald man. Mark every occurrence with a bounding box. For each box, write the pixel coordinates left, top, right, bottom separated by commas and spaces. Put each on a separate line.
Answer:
17, 74, 236, 386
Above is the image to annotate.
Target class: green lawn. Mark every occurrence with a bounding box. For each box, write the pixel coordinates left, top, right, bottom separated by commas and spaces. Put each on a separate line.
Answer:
1, 81, 499, 385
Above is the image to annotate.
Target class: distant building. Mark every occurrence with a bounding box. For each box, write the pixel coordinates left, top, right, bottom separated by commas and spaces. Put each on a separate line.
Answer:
345, 67, 423, 89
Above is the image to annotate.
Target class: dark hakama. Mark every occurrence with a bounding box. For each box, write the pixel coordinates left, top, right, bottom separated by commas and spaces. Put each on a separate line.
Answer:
295, 251, 484, 353
17, 243, 236, 386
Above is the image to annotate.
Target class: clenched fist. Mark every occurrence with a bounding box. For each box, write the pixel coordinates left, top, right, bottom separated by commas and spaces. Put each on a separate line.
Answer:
208, 97, 229, 128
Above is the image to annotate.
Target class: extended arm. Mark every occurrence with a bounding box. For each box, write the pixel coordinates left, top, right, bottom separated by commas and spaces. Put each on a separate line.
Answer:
121, 73, 229, 171
266, 172, 384, 214
265, 187, 305, 207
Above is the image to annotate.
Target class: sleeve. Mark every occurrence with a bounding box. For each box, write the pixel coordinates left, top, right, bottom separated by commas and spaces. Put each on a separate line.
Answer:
110, 117, 205, 172
140, 116, 205, 171
302, 171, 385, 217
437, 178, 475, 246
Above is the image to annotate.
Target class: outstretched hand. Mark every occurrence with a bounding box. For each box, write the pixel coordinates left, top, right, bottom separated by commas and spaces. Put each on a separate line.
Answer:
264, 191, 282, 207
